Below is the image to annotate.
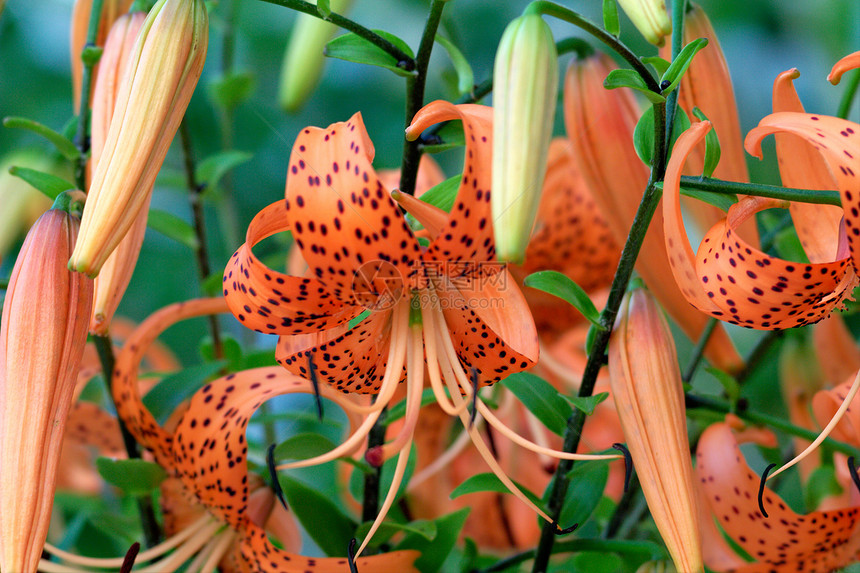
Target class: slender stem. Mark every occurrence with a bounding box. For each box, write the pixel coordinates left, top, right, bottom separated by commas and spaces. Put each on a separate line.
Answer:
178, 121, 224, 360
93, 335, 162, 548
398, 0, 447, 196
526, 1, 660, 93
682, 317, 717, 383
663, 0, 686, 149
480, 539, 661, 573
362, 408, 387, 524
0, 279, 7, 290
685, 393, 860, 458
74, 0, 105, 190
679, 176, 842, 206
255, 0, 415, 70
601, 476, 640, 539
836, 69, 859, 120
532, 102, 668, 573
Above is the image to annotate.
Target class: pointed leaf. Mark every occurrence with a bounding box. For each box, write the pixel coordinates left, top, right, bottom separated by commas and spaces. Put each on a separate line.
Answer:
325, 30, 416, 77
558, 459, 610, 527
435, 35, 474, 97
450, 472, 548, 513
633, 106, 655, 165
704, 366, 740, 404
659, 37, 709, 95
280, 474, 357, 557
316, 0, 331, 17
642, 55, 671, 77
142, 360, 227, 424
524, 270, 603, 327
603, 69, 665, 103
406, 174, 460, 230
196, 150, 252, 193
395, 508, 470, 573
678, 186, 737, 212
3, 117, 80, 160
95, 458, 167, 496
199, 335, 243, 371
8, 166, 76, 200
273, 432, 337, 460
564, 391, 609, 416
602, 0, 620, 36
692, 107, 722, 178
208, 71, 256, 111
501, 372, 572, 436
147, 209, 198, 250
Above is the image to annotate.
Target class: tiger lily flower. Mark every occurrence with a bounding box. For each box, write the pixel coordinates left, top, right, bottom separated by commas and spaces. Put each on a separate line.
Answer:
41, 297, 420, 572
564, 52, 743, 374
223, 102, 621, 557
0, 196, 93, 573
697, 421, 860, 572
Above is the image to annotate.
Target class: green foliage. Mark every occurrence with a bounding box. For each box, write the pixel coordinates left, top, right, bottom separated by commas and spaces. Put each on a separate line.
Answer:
501, 372, 572, 435
95, 458, 167, 496
8, 166, 75, 199
147, 209, 198, 250
325, 30, 416, 77
280, 474, 357, 556
524, 270, 602, 327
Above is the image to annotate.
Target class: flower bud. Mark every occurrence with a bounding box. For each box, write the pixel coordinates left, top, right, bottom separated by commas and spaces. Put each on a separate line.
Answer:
491, 13, 558, 263
564, 53, 742, 373
278, 0, 352, 112
89, 10, 150, 334
609, 287, 702, 573
617, 0, 671, 46
0, 197, 94, 573
69, 0, 208, 277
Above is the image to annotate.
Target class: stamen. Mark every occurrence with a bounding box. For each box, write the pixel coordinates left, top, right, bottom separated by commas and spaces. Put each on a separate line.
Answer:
552, 521, 579, 535
758, 463, 777, 518
521, 406, 557, 471
119, 543, 140, 573
268, 443, 289, 510
348, 538, 360, 573
848, 456, 860, 494
407, 425, 472, 491
767, 367, 860, 481
612, 443, 633, 493
195, 530, 236, 573
307, 354, 324, 421
135, 521, 226, 573
537, 342, 582, 390
421, 302, 469, 416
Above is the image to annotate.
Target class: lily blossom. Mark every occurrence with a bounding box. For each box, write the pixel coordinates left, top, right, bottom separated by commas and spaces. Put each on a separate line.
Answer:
223, 103, 620, 557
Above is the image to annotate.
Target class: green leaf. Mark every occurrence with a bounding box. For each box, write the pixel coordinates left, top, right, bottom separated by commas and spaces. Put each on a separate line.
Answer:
564, 391, 609, 416
558, 460, 610, 528
435, 35, 474, 97
273, 432, 337, 460
142, 361, 227, 424
705, 366, 740, 404
8, 166, 76, 200
692, 107, 722, 178
524, 270, 603, 328
450, 473, 548, 514
196, 150, 252, 194
679, 186, 737, 212
147, 209, 198, 250
355, 519, 437, 546
642, 55, 671, 77
633, 106, 655, 166
805, 465, 843, 511
199, 335, 243, 371
501, 372, 572, 436
325, 30, 416, 77
81, 45, 103, 66
405, 174, 460, 230
602, 0, 620, 36
669, 105, 692, 154
95, 458, 166, 496
659, 37, 708, 95
603, 69, 665, 103
3, 117, 80, 160
208, 71, 256, 111
200, 270, 225, 297
280, 475, 357, 557
395, 508, 470, 573
421, 121, 465, 153
316, 0, 331, 17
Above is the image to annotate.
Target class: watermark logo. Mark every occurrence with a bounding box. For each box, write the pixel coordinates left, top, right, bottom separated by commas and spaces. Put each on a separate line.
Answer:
351, 260, 404, 311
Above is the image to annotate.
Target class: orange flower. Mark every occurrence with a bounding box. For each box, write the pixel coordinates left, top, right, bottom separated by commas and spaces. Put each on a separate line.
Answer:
223, 102, 619, 556
0, 198, 93, 573
697, 421, 860, 572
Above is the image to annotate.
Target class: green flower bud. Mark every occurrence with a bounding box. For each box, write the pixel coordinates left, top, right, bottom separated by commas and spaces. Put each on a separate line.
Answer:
617, 0, 671, 47
491, 14, 558, 264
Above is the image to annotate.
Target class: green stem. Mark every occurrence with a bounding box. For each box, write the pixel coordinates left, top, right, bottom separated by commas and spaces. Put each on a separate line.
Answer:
73, 0, 105, 190
678, 176, 842, 206
685, 393, 860, 458
178, 120, 224, 360
0, 279, 7, 290
93, 335, 162, 548
397, 0, 447, 196
481, 539, 662, 573
663, 0, 686, 150
255, 0, 415, 70
525, 1, 660, 94
682, 317, 717, 383
362, 408, 387, 525
836, 69, 860, 120
601, 476, 640, 539
532, 102, 668, 572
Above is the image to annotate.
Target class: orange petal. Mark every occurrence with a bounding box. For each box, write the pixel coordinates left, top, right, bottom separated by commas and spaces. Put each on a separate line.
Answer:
812, 369, 860, 446
812, 314, 860, 386
745, 111, 860, 271
696, 422, 860, 570
828, 51, 860, 85
224, 200, 358, 335
285, 113, 423, 299
378, 153, 445, 197
407, 102, 498, 267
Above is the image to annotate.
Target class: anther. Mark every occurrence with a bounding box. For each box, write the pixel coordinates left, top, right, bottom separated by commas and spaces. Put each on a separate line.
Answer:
308, 354, 324, 421
612, 443, 634, 493
660, 79, 671, 91
348, 538, 360, 572
848, 456, 860, 494
267, 444, 289, 510
469, 367, 480, 428
552, 520, 579, 535
757, 462, 777, 518
119, 542, 140, 573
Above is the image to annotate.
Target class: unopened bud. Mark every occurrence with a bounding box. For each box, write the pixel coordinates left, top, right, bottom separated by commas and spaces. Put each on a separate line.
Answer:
491, 13, 558, 263
617, 0, 671, 46
69, 0, 208, 277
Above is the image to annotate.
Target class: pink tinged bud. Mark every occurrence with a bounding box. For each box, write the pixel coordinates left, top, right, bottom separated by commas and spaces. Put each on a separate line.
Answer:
0, 203, 94, 573
69, 0, 208, 277
609, 288, 703, 572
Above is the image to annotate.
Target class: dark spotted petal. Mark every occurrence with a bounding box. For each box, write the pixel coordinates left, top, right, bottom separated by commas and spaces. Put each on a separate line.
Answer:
697, 422, 860, 571
224, 199, 358, 335
285, 112, 423, 303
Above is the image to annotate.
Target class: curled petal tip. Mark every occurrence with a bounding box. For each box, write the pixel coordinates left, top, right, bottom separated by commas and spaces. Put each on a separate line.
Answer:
828, 51, 860, 85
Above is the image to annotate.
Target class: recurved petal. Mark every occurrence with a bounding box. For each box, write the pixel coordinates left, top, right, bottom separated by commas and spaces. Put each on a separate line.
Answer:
224, 200, 358, 335
407, 102, 498, 268
745, 112, 860, 271
696, 422, 860, 571
285, 113, 423, 302
828, 50, 860, 85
